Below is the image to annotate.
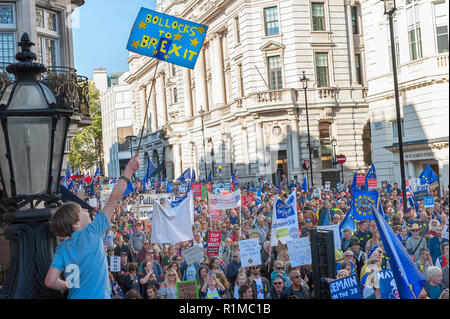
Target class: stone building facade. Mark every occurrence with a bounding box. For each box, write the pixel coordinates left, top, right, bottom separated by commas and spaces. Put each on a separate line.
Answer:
126, 0, 373, 186
361, 0, 449, 189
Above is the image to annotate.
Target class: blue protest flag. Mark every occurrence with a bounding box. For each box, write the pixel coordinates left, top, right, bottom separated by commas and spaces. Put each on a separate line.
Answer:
256, 184, 262, 200
166, 183, 173, 193
351, 188, 378, 220
94, 167, 100, 177
88, 183, 95, 197
418, 164, 438, 185
177, 168, 191, 183
339, 208, 356, 238
370, 199, 426, 299
65, 166, 71, 180
142, 157, 156, 193
123, 181, 134, 197
386, 183, 391, 195
68, 180, 74, 190
301, 177, 308, 192
351, 171, 357, 190
206, 170, 212, 183
192, 169, 196, 182
126, 7, 209, 69
364, 164, 377, 189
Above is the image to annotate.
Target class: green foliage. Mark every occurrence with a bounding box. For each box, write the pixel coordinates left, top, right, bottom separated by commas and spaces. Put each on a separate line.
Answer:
67, 81, 103, 171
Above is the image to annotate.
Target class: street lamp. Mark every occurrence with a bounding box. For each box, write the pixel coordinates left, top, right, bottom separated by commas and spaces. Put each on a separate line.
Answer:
383, 0, 407, 212
0, 33, 73, 298
199, 107, 208, 180
331, 138, 337, 167
300, 71, 313, 189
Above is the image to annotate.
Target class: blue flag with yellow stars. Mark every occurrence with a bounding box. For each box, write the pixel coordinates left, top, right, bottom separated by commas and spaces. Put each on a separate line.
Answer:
351, 189, 378, 220
126, 7, 208, 69
370, 200, 426, 299
418, 164, 438, 185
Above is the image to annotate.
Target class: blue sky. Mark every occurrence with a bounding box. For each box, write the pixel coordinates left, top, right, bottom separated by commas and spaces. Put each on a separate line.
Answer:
73, 0, 156, 79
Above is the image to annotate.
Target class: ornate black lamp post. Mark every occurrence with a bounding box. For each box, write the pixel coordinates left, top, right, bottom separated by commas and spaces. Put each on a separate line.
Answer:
0, 33, 73, 298
300, 71, 313, 189
383, 0, 407, 212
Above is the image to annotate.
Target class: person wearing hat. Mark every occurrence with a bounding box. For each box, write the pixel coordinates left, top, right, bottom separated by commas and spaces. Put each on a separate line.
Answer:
406, 224, 427, 261
350, 238, 367, 281
351, 220, 372, 253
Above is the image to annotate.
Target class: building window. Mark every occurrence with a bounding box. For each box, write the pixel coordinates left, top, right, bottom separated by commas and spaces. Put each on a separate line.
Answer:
0, 3, 14, 24
117, 127, 133, 152
173, 87, 178, 104
268, 55, 283, 89
235, 16, 241, 43
315, 52, 329, 87
319, 122, 333, 169
264, 7, 279, 36
237, 63, 244, 96
0, 3, 16, 68
355, 54, 362, 84
311, 3, 325, 31
351, 6, 358, 34
391, 119, 405, 138
406, 1, 423, 61
171, 64, 176, 77
36, 8, 59, 67
434, 2, 448, 53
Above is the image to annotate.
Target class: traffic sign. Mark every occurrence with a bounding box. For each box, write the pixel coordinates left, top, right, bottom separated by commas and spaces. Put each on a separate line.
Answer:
337, 154, 346, 164
303, 160, 310, 170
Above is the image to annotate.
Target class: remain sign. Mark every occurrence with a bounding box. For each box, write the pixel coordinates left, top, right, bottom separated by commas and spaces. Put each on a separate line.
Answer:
176, 280, 199, 299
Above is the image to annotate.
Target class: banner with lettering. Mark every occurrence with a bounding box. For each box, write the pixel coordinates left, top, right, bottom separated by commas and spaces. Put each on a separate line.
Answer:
191, 183, 202, 197
377, 270, 400, 299
127, 7, 208, 69
239, 238, 262, 267
241, 194, 255, 208
330, 275, 362, 299
206, 231, 221, 256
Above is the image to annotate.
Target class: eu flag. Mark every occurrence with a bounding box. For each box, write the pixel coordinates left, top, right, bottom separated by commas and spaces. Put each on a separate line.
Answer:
142, 157, 156, 193
206, 170, 212, 183
351, 189, 378, 220
371, 200, 426, 299
177, 168, 191, 183
192, 169, 196, 182
123, 181, 134, 197
339, 210, 356, 238
418, 164, 438, 185
166, 183, 173, 193
364, 164, 377, 189
301, 177, 308, 192
351, 171, 357, 190
256, 184, 262, 200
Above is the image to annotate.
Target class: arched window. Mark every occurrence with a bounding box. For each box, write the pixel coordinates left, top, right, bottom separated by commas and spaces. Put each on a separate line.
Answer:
319, 122, 333, 168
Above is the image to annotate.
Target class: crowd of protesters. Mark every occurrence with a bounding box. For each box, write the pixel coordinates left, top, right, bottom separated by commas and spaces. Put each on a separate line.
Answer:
68, 174, 449, 300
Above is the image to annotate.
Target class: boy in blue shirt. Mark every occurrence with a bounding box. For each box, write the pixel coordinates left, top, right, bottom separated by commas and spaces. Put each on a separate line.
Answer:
44, 155, 140, 299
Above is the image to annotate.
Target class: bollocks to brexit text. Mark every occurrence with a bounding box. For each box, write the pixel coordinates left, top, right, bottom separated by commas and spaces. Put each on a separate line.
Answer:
127, 7, 208, 69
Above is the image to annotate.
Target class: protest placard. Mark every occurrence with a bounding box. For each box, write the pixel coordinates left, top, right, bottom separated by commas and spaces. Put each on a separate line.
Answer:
330, 275, 362, 299
317, 225, 341, 250
336, 182, 345, 193
239, 238, 261, 267
424, 196, 435, 208
241, 194, 255, 208
179, 184, 187, 193
182, 246, 203, 266
356, 174, 365, 185
127, 8, 208, 69
208, 190, 241, 210
248, 230, 263, 244
176, 280, 199, 299
191, 183, 202, 197
313, 188, 321, 199
325, 181, 331, 191
100, 184, 114, 208
414, 184, 429, 201
443, 220, 449, 240
137, 193, 173, 221
206, 231, 221, 256
208, 208, 221, 222
201, 184, 208, 200
287, 237, 312, 267
110, 256, 121, 272
212, 183, 232, 193
377, 270, 400, 299
89, 197, 98, 208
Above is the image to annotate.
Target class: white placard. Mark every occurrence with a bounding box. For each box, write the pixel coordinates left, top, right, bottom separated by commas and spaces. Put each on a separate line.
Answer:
239, 238, 262, 268
182, 246, 204, 266
325, 181, 331, 191
313, 188, 322, 199
442, 220, 449, 241
317, 224, 341, 250
89, 197, 98, 208
110, 256, 121, 272
287, 237, 312, 267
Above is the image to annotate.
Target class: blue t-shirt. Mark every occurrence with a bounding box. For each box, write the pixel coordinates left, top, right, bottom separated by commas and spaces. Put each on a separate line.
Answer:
50, 212, 111, 299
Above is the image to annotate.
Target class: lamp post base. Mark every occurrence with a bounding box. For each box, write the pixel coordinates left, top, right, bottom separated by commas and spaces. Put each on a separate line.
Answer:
0, 208, 62, 299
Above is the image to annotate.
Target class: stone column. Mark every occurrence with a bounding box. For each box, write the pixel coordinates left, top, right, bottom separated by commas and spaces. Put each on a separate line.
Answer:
255, 122, 266, 178
149, 87, 157, 132
194, 48, 208, 113
345, 0, 358, 86
139, 86, 148, 132
290, 118, 300, 169
165, 146, 172, 180
211, 34, 226, 106
183, 68, 193, 119
156, 74, 168, 128
242, 127, 250, 176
